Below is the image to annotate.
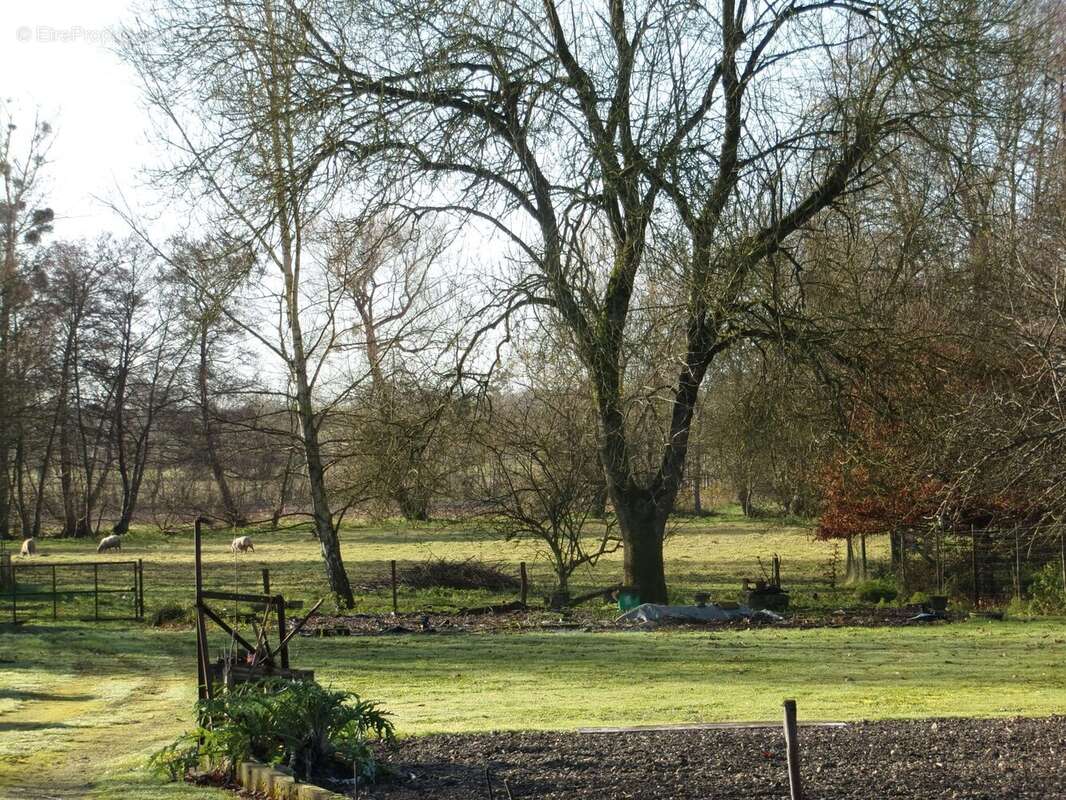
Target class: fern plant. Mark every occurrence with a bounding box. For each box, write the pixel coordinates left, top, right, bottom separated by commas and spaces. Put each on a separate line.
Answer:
150, 679, 393, 784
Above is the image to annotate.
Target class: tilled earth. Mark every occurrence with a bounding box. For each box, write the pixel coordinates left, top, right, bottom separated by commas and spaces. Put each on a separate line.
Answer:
357, 716, 1066, 799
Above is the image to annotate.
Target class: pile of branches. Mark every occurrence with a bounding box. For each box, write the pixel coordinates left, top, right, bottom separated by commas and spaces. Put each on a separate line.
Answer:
355, 558, 518, 592
402, 558, 520, 591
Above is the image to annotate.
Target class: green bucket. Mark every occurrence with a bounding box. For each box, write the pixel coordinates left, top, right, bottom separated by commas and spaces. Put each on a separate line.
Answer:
617, 588, 641, 612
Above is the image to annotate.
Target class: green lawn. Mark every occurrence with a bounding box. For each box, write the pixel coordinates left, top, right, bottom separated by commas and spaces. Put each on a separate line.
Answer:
4, 509, 882, 620
1, 514, 1061, 799
2, 619, 1065, 798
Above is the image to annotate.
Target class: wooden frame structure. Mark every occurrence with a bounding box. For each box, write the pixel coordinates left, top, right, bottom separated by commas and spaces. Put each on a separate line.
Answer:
193, 518, 318, 701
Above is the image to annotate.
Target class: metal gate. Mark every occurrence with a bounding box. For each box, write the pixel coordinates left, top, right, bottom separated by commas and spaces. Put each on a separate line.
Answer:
6, 559, 144, 622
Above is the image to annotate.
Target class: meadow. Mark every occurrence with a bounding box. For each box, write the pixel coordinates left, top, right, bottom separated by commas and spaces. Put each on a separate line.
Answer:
1, 512, 1063, 799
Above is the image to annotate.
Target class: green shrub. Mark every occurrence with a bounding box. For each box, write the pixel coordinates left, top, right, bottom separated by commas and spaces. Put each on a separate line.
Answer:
151, 603, 192, 627
906, 591, 930, 606
150, 679, 393, 784
854, 579, 898, 604
148, 737, 202, 781
1025, 563, 1066, 614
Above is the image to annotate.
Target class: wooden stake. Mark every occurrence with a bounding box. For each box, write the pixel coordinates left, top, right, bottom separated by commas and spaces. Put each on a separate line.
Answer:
519, 562, 528, 605
783, 699, 803, 800
391, 560, 398, 613
1060, 530, 1065, 593
1014, 528, 1022, 600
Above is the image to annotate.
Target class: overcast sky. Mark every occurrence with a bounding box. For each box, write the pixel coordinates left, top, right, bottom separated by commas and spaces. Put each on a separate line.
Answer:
1, 0, 158, 240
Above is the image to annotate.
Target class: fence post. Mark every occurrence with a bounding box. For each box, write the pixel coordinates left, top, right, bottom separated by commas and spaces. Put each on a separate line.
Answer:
971, 526, 979, 607
1060, 530, 1065, 593
261, 568, 270, 595
276, 595, 289, 669
782, 699, 803, 800
519, 562, 528, 605
52, 565, 58, 620
391, 560, 398, 613
1014, 528, 1022, 600
138, 559, 145, 620
10, 565, 16, 624
94, 563, 99, 621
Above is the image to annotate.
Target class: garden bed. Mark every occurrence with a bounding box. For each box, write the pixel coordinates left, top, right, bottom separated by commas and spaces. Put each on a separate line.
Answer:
366, 716, 1066, 799
300, 605, 957, 637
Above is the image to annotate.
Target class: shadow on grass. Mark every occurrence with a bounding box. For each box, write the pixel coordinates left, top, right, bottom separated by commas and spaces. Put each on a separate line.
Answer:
0, 688, 93, 702
0, 721, 75, 732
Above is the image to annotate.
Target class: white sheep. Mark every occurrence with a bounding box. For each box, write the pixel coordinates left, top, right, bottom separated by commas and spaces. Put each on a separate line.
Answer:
97, 534, 122, 553
231, 535, 254, 554
20, 538, 36, 557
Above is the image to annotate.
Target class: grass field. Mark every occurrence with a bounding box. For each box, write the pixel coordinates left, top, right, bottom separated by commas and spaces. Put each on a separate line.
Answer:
1, 512, 1063, 799
3, 508, 882, 620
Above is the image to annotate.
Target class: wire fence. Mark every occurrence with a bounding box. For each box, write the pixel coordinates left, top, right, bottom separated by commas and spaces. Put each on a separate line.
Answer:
893, 524, 1066, 605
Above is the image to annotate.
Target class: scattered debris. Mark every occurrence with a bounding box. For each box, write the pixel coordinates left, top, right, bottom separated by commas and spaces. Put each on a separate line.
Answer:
615, 603, 783, 625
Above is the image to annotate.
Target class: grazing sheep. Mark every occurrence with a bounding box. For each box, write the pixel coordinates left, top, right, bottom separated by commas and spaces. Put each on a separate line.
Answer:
97, 534, 122, 553
20, 538, 36, 557
231, 535, 254, 554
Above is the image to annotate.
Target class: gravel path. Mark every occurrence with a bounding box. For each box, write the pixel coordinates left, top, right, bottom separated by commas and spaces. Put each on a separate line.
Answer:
359, 716, 1066, 799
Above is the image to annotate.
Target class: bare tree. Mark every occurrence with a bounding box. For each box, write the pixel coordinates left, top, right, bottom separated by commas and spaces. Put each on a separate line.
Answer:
122, 0, 369, 604
294, 0, 1021, 601
479, 376, 620, 602
0, 106, 54, 539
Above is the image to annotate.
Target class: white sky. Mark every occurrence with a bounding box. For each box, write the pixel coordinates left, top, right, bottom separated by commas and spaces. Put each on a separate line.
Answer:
1, 0, 158, 240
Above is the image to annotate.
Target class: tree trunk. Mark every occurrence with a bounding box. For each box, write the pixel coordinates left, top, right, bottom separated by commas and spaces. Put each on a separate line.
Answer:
738, 485, 756, 517
59, 415, 78, 537
0, 221, 13, 541
396, 489, 430, 522
613, 489, 668, 604
14, 434, 32, 538
844, 536, 859, 583
294, 377, 354, 606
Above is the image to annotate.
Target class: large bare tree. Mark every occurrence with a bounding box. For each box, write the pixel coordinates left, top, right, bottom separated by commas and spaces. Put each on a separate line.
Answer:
292, 0, 1021, 600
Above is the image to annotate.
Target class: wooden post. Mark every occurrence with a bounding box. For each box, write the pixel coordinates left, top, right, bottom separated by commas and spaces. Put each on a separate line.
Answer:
138, 559, 145, 620
971, 526, 979, 607
261, 568, 271, 595
94, 563, 99, 621
1014, 528, 1022, 600
783, 699, 803, 800
276, 595, 289, 669
1060, 530, 1065, 593
52, 565, 58, 620
11, 564, 16, 624
519, 562, 528, 605
194, 518, 212, 703
390, 560, 398, 614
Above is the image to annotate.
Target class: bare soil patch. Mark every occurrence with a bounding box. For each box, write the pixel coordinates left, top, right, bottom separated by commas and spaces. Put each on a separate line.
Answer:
360, 716, 1066, 799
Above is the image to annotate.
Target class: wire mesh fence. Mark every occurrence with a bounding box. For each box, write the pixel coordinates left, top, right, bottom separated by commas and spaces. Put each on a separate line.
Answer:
892, 524, 1066, 605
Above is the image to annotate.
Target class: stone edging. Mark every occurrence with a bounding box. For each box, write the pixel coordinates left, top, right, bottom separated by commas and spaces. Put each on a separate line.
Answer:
203, 756, 347, 799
